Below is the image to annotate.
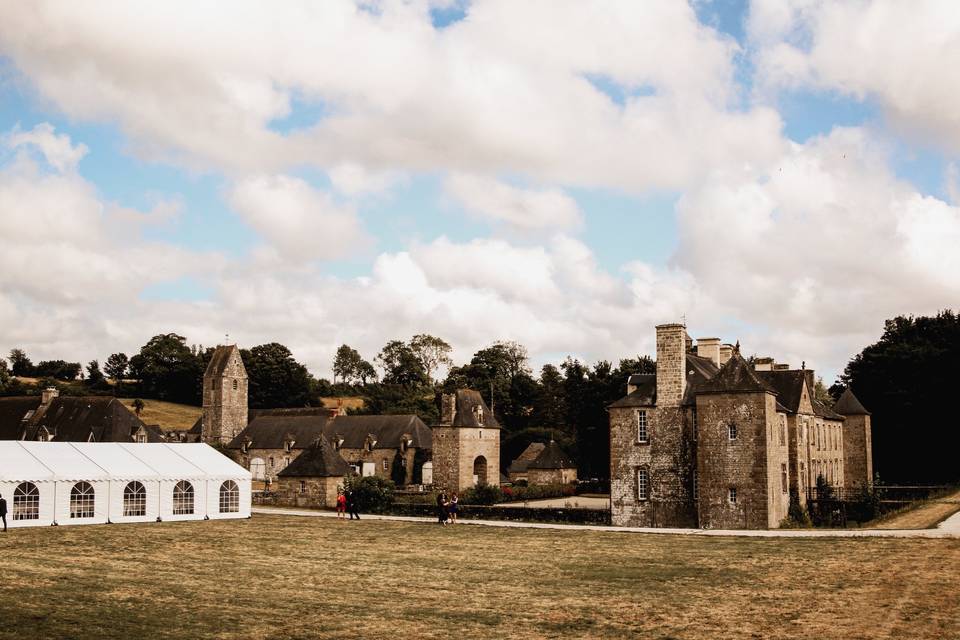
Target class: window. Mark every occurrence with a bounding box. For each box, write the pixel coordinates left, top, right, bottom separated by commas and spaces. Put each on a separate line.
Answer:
728, 487, 737, 505
728, 423, 738, 440
232, 379, 238, 390
70, 482, 95, 519
283, 456, 290, 468
13, 482, 39, 521
473, 405, 484, 423
636, 468, 649, 501
781, 464, 788, 494
800, 462, 806, 487
135, 432, 147, 444
173, 481, 194, 515
778, 415, 786, 446
284, 440, 292, 453
382, 459, 389, 471
692, 469, 698, 501
219, 480, 239, 513
299, 480, 306, 494
636, 410, 648, 443
269, 457, 274, 468
211, 379, 216, 390
123, 481, 147, 517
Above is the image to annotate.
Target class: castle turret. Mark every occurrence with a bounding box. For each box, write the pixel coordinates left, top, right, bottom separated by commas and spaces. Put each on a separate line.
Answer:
430, 390, 500, 492
202, 345, 248, 445
835, 388, 873, 488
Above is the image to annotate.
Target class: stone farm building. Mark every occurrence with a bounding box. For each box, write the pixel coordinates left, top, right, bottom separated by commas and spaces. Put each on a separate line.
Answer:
507, 442, 546, 483
609, 323, 873, 530
526, 440, 578, 486
0, 388, 164, 444
201, 345, 500, 493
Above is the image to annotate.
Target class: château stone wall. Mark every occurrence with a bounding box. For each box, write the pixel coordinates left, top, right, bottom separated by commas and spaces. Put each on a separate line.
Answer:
842, 414, 873, 488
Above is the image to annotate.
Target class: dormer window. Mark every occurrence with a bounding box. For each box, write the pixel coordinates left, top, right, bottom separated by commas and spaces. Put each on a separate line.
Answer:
364, 435, 377, 453
135, 432, 147, 444
284, 440, 293, 453
334, 435, 344, 451
473, 405, 484, 424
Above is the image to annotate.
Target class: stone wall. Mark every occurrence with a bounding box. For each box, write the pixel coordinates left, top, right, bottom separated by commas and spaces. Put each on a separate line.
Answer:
808, 417, 845, 488
431, 426, 499, 492
201, 348, 248, 445
274, 476, 343, 508
336, 446, 420, 485
843, 414, 873, 488
528, 467, 577, 486
655, 324, 686, 407
609, 404, 696, 528
695, 391, 786, 529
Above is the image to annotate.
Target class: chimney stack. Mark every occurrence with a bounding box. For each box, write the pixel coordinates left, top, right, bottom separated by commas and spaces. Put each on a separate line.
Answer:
656, 323, 687, 407
439, 393, 456, 425
719, 344, 733, 365
754, 357, 774, 371
696, 338, 721, 368
41, 387, 59, 405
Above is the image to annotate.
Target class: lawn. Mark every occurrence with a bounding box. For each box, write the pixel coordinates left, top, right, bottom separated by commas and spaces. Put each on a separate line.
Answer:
2, 515, 958, 640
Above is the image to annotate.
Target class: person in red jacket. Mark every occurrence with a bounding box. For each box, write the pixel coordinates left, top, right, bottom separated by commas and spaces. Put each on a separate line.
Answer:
336, 490, 347, 520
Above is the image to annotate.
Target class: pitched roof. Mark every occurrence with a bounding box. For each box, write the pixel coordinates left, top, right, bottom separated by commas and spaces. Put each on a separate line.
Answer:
682, 352, 722, 404
610, 353, 721, 409
278, 435, 351, 478
0, 396, 161, 443
755, 370, 806, 413
204, 345, 241, 378
698, 352, 772, 395
528, 440, 577, 470
0, 397, 42, 439
834, 387, 871, 415
226, 413, 432, 450
812, 397, 844, 421
507, 442, 547, 473
450, 389, 500, 429
609, 375, 656, 408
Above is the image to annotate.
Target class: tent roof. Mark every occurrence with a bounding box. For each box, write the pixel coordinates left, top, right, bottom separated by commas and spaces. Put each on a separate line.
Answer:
18, 441, 110, 481
165, 444, 251, 480
68, 442, 162, 480
119, 443, 207, 479
0, 441, 55, 482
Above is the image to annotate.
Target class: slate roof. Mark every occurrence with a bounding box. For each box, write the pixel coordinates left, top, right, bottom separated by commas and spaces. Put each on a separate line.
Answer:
528, 440, 577, 470
834, 388, 871, 415
812, 397, 844, 421
204, 345, 241, 378
226, 413, 432, 450
697, 352, 772, 395
755, 370, 806, 413
507, 442, 547, 474
0, 396, 161, 443
277, 435, 351, 478
609, 375, 656, 408
450, 389, 500, 429
610, 353, 721, 409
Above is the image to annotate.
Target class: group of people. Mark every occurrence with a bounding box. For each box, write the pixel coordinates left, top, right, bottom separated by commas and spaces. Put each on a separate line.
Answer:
335, 489, 361, 521
436, 490, 459, 525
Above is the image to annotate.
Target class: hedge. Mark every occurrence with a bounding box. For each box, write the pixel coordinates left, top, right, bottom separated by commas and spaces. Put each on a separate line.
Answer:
385, 502, 611, 526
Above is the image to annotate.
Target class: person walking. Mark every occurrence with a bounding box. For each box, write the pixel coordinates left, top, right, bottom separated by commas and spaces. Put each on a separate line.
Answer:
347, 490, 361, 520
448, 492, 459, 524
436, 491, 448, 525
0, 493, 6, 532
336, 490, 347, 520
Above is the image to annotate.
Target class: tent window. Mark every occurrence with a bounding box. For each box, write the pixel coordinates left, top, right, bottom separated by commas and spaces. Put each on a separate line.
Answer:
173, 480, 194, 515
70, 482, 95, 519
219, 480, 239, 513
13, 482, 39, 521
123, 481, 147, 517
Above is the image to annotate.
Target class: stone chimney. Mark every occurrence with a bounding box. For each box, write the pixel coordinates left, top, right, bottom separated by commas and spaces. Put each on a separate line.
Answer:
773, 363, 790, 371
41, 387, 59, 405
696, 338, 721, 368
439, 393, 456, 425
719, 344, 733, 365
656, 323, 686, 407
754, 357, 774, 371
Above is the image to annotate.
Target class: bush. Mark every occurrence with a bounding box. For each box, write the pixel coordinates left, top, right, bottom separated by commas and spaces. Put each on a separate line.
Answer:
460, 484, 502, 505
785, 491, 812, 528
343, 475, 395, 513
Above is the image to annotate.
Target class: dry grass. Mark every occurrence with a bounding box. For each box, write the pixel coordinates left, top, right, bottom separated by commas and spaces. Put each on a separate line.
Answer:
319, 396, 365, 411
872, 489, 960, 530
118, 398, 201, 431
1, 515, 959, 640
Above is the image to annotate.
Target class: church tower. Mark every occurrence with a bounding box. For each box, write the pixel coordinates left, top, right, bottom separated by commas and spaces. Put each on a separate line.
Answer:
202, 344, 248, 445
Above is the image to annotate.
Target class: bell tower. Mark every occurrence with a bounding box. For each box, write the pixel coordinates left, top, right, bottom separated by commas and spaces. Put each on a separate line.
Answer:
202, 344, 248, 445
431, 389, 500, 492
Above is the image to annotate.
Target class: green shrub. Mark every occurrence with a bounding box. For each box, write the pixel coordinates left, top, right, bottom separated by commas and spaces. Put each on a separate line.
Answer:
460, 484, 502, 505
343, 475, 395, 513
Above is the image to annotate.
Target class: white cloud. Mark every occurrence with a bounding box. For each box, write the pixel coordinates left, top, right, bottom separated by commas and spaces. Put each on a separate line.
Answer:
0, 1, 783, 191
4, 122, 89, 173
444, 173, 582, 232
749, 0, 960, 151
226, 175, 369, 262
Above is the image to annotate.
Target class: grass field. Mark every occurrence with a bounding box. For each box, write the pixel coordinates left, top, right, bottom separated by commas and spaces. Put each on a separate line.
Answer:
119, 397, 201, 431
2, 515, 958, 639
872, 488, 960, 529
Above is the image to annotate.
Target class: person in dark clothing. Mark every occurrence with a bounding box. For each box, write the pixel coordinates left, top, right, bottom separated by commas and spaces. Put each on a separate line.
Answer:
346, 490, 360, 520
0, 494, 7, 532
436, 491, 448, 525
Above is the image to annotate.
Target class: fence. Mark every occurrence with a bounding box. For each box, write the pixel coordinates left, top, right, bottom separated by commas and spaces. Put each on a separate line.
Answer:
804, 484, 953, 527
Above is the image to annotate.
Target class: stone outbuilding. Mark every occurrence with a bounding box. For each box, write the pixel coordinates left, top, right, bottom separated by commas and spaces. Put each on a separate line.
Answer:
526, 440, 577, 486
276, 435, 350, 508
834, 387, 873, 489
507, 442, 546, 483
431, 389, 500, 493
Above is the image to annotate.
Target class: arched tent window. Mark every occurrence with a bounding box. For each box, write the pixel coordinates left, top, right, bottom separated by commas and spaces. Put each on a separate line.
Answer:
13, 482, 39, 520
123, 481, 147, 517
219, 480, 239, 513
173, 481, 194, 515
70, 482, 95, 519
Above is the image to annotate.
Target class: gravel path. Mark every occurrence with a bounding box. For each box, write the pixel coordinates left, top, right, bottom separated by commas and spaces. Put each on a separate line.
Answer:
253, 505, 960, 539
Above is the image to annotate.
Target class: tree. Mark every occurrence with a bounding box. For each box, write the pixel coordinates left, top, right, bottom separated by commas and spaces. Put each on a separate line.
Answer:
376, 340, 429, 387
8, 349, 33, 377
133, 398, 145, 416
342, 475, 395, 513
530, 364, 567, 427
409, 334, 453, 384
332, 344, 377, 386
134, 334, 204, 404
813, 376, 834, 406
34, 360, 82, 380
86, 360, 105, 385
241, 343, 314, 409
838, 311, 960, 483
104, 353, 129, 382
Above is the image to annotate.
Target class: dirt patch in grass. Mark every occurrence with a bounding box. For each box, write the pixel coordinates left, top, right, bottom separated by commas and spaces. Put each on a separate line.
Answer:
1, 515, 958, 639
872, 489, 960, 530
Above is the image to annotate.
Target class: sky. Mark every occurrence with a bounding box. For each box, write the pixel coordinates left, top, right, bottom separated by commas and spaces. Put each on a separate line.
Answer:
1, 0, 959, 385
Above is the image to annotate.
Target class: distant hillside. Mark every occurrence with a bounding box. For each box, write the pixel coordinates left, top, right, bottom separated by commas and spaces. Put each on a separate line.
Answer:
318, 396, 365, 411
119, 398, 201, 432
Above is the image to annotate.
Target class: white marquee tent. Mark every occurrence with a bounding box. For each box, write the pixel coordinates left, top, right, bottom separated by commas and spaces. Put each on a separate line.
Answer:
0, 442, 251, 528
